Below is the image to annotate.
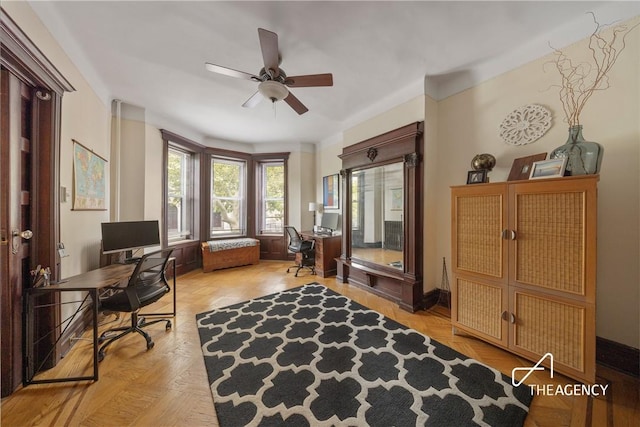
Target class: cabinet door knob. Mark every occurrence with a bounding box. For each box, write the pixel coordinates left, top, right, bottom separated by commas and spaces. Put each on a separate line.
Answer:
501, 229, 508, 239
510, 230, 517, 240
510, 313, 516, 324
501, 310, 508, 321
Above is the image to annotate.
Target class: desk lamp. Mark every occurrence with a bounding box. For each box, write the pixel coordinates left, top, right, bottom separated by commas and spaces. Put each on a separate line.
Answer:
308, 202, 317, 230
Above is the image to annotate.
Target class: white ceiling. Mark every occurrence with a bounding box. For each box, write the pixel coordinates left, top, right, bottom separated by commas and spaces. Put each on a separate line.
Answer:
29, 1, 640, 147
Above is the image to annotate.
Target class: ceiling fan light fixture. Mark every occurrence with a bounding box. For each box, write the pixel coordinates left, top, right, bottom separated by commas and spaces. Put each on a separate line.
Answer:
258, 80, 289, 102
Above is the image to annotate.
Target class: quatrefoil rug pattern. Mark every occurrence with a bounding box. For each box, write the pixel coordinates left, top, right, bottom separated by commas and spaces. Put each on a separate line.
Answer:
196, 283, 532, 426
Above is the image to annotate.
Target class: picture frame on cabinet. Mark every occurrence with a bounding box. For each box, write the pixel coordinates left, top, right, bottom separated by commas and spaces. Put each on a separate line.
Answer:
529, 158, 567, 179
466, 170, 487, 184
507, 153, 547, 181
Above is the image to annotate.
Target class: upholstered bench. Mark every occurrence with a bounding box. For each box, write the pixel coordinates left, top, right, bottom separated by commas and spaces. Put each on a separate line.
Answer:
201, 238, 260, 272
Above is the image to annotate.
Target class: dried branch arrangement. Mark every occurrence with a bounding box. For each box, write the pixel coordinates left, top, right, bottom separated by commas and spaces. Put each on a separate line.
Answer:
546, 13, 639, 127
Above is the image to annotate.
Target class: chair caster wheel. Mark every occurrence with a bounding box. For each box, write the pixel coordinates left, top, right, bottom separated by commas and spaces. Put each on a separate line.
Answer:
166, 321, 172, 330
139, 318, 146, 326
98, 351, 105, 362
147, 340, 154, 350
98, 336, 106, 344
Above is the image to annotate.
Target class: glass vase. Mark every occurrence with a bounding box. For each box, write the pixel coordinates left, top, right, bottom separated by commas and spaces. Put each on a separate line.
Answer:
550, 125, 603, 176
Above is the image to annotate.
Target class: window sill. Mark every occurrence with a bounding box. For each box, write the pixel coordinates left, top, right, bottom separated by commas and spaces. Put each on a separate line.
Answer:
168, 239, 197, 247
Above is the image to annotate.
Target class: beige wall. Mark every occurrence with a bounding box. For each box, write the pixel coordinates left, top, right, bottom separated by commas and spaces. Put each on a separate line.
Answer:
315, 137, 343, 226
286, 150, 316, 231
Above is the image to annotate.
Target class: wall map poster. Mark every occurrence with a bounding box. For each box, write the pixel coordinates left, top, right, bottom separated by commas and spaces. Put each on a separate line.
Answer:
73, 140, 107, 210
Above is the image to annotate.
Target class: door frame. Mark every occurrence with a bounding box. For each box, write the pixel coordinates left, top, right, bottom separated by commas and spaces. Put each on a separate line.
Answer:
1, 9, 74, 396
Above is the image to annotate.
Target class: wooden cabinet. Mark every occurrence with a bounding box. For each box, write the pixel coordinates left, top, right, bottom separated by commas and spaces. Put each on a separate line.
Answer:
451, 175, 597, 383
301, 231, 341, 277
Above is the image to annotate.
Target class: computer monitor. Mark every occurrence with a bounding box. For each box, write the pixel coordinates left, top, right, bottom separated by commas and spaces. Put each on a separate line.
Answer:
101, 220, 160, 255
320, 212, 340, 233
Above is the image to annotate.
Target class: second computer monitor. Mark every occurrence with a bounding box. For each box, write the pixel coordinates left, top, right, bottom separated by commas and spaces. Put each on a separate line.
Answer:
320, 212, 340, 233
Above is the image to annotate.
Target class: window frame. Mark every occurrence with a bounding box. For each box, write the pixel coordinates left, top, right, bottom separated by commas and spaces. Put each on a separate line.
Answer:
161, 130, 202, 248
210, 155, 248, 238
166, 145, 194, 242
256, 159, 286, 235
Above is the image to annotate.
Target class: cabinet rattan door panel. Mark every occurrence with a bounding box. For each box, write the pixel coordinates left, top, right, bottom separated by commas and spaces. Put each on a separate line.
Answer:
512, 290, 585, 372
514, 191, 585, 295
453, 188, 505, 280
454, 278, 505, 342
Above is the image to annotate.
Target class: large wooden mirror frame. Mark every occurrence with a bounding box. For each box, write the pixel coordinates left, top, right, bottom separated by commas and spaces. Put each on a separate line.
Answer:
337, 122, 423, 311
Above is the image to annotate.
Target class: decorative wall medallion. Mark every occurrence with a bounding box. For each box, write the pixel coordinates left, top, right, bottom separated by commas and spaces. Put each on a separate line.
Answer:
499, 104, 552, 146
366, 147, 378, 162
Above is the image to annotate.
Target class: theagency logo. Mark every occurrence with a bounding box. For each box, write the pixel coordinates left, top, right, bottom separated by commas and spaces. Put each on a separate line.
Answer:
511, 353, 609, 397
512, 352, 554, 387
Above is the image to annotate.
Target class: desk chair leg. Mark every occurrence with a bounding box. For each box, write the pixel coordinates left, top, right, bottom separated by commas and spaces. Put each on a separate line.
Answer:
97, 312, 171, 362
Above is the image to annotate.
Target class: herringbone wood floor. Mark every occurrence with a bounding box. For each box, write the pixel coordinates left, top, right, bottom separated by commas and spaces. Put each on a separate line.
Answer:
1, 261, 638, 426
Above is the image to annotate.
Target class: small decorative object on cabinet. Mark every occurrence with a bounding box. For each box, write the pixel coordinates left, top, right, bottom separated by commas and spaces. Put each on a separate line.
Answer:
471, 153, 496, 172
529, 158, 567, 179
507, 153, 547, 181
467, 170, 487, 184
550, 125, 602, 176
451, 175, 598, 383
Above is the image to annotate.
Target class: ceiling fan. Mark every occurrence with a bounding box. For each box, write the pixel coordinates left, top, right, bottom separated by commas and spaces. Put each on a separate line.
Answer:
205, 28, 333, 115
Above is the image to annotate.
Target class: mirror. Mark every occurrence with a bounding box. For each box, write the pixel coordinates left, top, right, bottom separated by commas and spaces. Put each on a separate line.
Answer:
351, 162, 403, 270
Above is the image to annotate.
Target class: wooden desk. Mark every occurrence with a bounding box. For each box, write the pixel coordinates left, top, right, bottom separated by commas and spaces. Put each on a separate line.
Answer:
24, 260, 176, 385
301, 231, 342, 277
25, 264, 134, 385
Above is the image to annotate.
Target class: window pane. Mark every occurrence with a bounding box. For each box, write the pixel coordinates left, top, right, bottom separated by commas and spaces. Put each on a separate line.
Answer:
211, 157, 246, 236
167, 148, 192, 241
260, 162, 284, 234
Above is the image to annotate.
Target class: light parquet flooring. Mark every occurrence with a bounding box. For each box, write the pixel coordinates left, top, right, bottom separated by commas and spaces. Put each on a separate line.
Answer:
1, 261, 638, 426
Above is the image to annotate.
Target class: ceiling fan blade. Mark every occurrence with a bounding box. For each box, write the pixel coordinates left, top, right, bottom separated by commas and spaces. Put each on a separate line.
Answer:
242, 91, 263, 108
285, 73, 333, 88
283, 91, 308, 115
258, 28, 280, 78
205, 63, 259, 81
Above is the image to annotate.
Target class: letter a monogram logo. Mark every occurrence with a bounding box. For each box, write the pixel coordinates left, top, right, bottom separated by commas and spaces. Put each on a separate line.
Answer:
511, 353, 554, 387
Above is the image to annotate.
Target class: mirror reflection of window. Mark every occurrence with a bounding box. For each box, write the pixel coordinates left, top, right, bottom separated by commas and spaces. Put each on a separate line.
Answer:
351, 162, 404, 269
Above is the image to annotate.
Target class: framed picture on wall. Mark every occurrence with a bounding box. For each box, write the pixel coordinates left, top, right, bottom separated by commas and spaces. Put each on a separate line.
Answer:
323, 174, 339, 209
72, 139, 107, 210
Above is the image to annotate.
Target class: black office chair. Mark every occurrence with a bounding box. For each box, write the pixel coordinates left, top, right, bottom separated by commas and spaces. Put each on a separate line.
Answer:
97, 248, 174, 361
285, 226, 316, 277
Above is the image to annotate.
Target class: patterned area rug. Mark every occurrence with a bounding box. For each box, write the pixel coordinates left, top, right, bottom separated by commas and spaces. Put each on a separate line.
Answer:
196, 284, 532, 426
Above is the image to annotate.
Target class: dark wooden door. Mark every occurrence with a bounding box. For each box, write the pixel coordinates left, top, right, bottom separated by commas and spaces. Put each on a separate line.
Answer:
1, 10, 70, 396
1, 68, 36, 396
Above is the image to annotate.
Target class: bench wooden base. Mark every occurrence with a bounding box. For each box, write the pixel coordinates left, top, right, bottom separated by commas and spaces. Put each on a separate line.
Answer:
201, 241, 260, 272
